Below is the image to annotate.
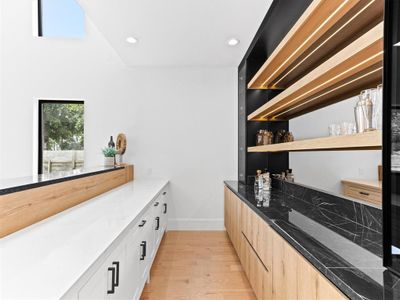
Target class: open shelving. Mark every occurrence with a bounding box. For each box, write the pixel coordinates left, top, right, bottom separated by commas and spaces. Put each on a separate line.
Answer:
247, 0, 383, 90
247, 22, 383, 121
247, 131, 382, 153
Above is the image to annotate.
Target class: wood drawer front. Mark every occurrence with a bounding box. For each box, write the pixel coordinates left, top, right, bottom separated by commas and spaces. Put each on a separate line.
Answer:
241, 234, 272, 300
272, 232, 346, 300
343, 184, 381, 204
224, 188, 242, 253
241, 202, 273, 271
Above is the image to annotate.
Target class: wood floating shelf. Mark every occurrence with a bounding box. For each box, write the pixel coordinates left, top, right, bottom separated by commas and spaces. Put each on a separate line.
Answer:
247, 131, 382, 153
247, 22, 383, 121
247, 0, 383, 90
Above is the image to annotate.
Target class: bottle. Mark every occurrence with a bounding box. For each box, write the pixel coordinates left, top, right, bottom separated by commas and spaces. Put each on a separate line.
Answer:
256, 130, 264, 146
254, 170, 264, 191
108, 136, 115, 148
262, 172, 271, 192
286, 169, 294, 182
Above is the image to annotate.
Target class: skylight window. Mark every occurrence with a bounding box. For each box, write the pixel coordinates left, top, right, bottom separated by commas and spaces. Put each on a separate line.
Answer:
38, 0, 85, 38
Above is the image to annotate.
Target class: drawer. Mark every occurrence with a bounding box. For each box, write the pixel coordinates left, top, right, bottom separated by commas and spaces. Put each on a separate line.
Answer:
241, 234, 272, 300
343, 184, 381, 205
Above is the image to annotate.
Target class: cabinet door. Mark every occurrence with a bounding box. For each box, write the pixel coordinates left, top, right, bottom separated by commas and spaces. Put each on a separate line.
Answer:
160, 190, 168, 233
272, 233, 298, 300
297, 254, 345, 300
224, 186, 232, 238
231, 192, 242, 253
125, 227, 144, 300
241, 234, 272, 300
78, 265, 108, 300
78, 241, 125, 300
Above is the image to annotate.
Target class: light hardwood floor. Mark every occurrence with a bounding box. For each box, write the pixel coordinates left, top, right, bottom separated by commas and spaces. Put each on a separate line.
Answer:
141, 231, 256, 300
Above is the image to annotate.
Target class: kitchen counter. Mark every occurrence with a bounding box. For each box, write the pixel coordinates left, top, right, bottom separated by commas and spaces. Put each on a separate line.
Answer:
224, 181, 400, 300
0, 179, 169, 300
0, 166, 124, 195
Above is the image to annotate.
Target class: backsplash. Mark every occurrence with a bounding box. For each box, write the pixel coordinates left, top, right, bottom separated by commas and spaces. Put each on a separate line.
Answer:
272, 178, 382, 234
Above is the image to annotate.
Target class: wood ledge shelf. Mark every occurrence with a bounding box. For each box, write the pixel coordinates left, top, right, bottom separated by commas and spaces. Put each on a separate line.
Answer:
247, 0, 383, 90
247, 131, 382, 153
248, 22, 383, 121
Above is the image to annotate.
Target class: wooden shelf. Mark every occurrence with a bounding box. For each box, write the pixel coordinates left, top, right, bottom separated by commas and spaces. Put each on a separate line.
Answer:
247, 131, 381, 153
247, 0, 383, 90
247, 22, 383, 121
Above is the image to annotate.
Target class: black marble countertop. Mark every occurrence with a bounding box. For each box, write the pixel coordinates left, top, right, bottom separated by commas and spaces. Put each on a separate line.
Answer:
0, 166, 124, 195
224, 180, 400, 300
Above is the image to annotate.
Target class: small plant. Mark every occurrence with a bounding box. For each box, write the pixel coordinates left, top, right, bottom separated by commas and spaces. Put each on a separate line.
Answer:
102, 147, 118, 157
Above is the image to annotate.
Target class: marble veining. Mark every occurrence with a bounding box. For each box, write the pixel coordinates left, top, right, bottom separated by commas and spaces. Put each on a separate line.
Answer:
225, 180, 399, 300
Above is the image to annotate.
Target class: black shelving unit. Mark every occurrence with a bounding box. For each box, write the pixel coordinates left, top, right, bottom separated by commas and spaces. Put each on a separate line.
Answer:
238, 0, 312, 183
383, 0, 400, 277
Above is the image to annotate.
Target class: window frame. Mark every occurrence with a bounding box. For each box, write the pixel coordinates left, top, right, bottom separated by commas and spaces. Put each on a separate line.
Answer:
37, 0, 43, 37
37, 0, 85, 38
38, 100, 84, 174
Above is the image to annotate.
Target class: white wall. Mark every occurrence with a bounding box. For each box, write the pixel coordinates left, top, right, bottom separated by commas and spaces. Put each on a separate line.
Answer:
0, 0, 237, 230
290, 96, 381, 195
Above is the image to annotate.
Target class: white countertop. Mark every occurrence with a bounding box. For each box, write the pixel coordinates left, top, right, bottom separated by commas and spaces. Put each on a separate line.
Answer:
0, 179, 169, 300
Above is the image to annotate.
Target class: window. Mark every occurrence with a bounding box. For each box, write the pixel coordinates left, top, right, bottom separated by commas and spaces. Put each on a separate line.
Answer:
38, 100, 84, 174
38, 0, 85, 38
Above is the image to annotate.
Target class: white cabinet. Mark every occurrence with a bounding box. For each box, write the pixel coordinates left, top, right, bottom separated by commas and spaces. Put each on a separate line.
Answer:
76, 187, 168, 300
78, 241, 126, 300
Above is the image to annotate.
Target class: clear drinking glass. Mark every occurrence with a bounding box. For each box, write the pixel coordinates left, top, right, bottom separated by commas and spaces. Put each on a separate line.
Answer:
374, 84, 383, 130
340, 122, 355, 135
329, 124, 341, 136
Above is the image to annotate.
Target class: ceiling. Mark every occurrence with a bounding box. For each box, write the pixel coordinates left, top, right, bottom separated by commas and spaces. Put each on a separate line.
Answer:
77, 0, 273, 67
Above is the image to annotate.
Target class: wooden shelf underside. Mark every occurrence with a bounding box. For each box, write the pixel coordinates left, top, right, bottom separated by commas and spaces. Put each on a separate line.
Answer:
247, 0, 383, 90
248, 22, 383, 121
247, 131, 382, 153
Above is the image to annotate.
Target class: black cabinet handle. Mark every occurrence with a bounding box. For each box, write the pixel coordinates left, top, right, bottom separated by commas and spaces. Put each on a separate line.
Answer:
139, 220, 147, 227
154, 202, 159, 207
155, 217, 160, 230
163, 203, 167, 214
112, 261, 119, 287
163, 191, 167, 195
359, 191, 370, 196
140, 241, 147, 260
107, 267, 116, 294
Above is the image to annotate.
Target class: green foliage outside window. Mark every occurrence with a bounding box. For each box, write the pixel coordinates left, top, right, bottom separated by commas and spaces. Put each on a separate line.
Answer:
42, 103, 84, 150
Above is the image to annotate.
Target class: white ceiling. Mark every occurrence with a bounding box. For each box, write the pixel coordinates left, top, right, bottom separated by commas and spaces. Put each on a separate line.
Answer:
77, 0, 273, 67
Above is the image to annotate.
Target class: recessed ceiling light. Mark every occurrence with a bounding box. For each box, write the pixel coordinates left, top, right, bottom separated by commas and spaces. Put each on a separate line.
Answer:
126, 37, 138, 44
227, 38, 240, 46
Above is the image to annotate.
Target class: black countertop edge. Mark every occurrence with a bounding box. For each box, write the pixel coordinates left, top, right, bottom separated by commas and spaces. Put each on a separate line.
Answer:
0, 166, 125, 196
223, 181, 394, 300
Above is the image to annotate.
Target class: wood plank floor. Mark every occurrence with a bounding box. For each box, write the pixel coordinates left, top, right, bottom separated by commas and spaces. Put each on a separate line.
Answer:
141, 231, 256, 300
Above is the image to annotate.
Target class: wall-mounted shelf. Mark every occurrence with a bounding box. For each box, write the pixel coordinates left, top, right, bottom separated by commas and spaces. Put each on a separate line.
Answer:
247, 0, 383, 90
247, 22, 383, 121
247, 130, 381, 153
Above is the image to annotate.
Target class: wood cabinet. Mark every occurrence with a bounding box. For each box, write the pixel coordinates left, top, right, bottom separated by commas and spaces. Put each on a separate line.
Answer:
224, 186, 345, 300
224, 186, 242, 253
241, 234, 272, 300
342, 179, 382, 205
241, 201, 273, 271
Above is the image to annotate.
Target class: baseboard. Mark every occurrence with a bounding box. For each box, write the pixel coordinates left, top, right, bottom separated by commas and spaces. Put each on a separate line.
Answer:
167, 218, 224, 230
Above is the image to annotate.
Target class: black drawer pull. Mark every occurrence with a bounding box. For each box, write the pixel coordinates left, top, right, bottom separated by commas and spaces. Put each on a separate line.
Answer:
163, 191, 167, 195
163, 203, 167, 214
112, 261, 119, 287
359, 191, 370, 196
140, 241, 147, 260
154, 202, 160, 207
107, 267, 116, 294
139, 220, 147, 227
155, 217, 160, 230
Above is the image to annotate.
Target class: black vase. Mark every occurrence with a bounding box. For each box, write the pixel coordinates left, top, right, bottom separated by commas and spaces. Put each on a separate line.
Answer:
108, 136, 115, 148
